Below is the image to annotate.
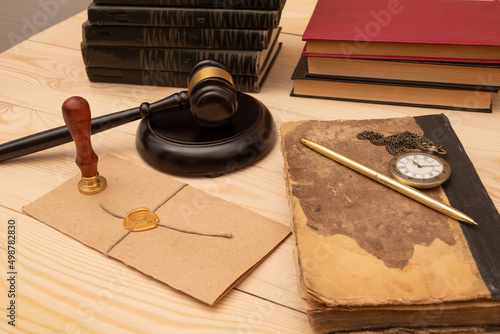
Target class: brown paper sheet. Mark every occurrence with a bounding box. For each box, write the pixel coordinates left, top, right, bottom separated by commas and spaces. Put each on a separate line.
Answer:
23, 155, 290, 305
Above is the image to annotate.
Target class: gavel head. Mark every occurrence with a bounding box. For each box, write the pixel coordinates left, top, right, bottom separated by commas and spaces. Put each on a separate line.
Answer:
187, 60, 238, 127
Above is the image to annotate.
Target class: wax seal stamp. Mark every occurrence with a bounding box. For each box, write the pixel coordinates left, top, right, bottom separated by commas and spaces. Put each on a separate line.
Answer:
62, 96, 107, 195
123, 208, 159, 232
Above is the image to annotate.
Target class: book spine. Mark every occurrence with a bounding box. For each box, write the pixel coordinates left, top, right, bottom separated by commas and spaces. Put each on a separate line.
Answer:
81, 44, 261, 75
87, 5, 280, 29
92, 0, 286, 10
83, 22, 271, 50
85, 67, 260, 92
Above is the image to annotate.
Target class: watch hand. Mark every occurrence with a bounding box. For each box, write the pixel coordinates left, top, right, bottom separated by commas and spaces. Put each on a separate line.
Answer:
411, 160, 423, 168
411, 160, 437, 168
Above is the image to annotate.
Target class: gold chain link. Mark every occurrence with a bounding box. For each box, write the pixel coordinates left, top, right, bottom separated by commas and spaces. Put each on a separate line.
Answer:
357, 131, 447, 156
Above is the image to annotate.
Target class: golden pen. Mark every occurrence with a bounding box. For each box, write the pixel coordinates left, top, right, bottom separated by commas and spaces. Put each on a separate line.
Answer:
300, 138, 477, 225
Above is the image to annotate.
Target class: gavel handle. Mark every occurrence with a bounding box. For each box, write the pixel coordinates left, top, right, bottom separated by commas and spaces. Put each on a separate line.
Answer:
0, 107, 141, 163
0, 92, 188, 163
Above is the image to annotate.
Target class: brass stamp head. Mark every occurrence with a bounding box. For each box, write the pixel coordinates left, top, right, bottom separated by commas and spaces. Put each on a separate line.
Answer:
78, 173, 107, 195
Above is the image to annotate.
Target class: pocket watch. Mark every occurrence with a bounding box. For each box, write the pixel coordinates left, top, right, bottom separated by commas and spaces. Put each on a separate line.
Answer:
358, 130, 450, 189
388, 152, 451, 189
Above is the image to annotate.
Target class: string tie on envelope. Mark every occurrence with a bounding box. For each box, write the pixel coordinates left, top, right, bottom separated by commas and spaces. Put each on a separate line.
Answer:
100, 183, 232, 255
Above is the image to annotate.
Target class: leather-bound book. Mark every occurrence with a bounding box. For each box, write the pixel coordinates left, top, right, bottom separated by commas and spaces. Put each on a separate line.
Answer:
87, 2, 283, 29
92, 0, 286, 9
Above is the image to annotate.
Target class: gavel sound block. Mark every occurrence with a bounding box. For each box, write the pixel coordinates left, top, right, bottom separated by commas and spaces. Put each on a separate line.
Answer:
62, 96, 107, 195
135, 60, 276, 176
137, 91, 275, 176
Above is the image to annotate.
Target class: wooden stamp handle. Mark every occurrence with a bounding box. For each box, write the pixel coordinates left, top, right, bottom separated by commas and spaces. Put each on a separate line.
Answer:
62, 96, 98, 178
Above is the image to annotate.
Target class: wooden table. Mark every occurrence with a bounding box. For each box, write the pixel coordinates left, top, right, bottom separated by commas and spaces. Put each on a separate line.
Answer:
1, 1, 499, 333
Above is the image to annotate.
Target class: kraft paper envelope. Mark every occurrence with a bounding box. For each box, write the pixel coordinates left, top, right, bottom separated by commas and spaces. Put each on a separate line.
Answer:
23, 155, 290, 305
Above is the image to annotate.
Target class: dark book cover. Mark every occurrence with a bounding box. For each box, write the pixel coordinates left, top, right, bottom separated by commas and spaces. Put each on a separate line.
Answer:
82, 21, 275, 50
81, 27, 280, 75
92, 0, 286, 10
85, 42, 282, 92
87, 3, 282, 29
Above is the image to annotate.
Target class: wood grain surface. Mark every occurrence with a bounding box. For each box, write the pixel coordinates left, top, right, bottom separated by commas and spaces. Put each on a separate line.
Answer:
0, 0, 499, 333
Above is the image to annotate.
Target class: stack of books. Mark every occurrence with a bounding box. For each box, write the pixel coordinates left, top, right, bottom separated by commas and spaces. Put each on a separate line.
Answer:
81, 0, 285, 92
291, 0, 500, 112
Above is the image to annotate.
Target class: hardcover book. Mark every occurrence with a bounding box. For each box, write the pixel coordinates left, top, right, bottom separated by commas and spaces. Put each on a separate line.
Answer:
81, 27, 280, 75
85, 42, 282, 92
83, 21, 277, 50
306, 56, 500, 89
280, 114, 500, 333
87, 3, 282, 29
291, 57, 496, 113
92, 0, 286, 9
302, 0, 500, 63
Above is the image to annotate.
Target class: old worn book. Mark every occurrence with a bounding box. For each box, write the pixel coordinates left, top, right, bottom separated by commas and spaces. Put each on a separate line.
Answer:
280, 115, 500, 333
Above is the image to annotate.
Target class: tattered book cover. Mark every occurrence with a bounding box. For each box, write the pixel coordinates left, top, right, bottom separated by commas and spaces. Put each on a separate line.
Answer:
281, 115, 500, 333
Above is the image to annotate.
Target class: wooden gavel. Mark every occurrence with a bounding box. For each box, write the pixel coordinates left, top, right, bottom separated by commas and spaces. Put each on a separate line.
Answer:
0, 60, 238, 163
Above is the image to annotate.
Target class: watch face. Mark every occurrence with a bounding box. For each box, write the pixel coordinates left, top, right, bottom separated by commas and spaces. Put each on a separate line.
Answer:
389, 152, 451, 189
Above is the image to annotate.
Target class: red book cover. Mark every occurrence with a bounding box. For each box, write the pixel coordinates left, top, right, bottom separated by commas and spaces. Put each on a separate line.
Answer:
302, 0, 500, 63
